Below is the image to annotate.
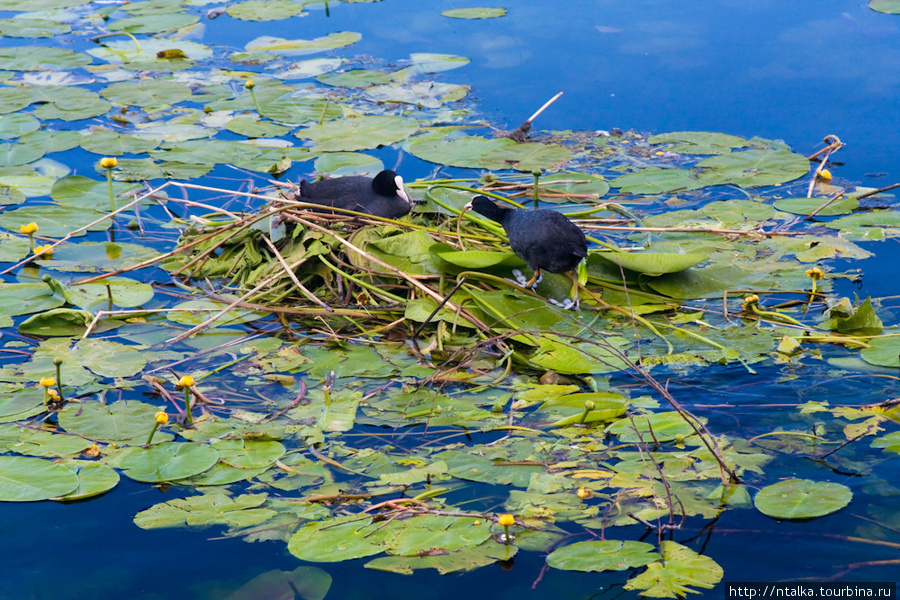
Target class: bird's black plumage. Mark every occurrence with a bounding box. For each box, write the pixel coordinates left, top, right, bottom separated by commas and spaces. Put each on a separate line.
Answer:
298, 170, 412, 219
469, 195, 587, 284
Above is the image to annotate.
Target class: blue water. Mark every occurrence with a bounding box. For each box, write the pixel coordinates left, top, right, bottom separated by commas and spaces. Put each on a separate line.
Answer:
2, 0, 900, 597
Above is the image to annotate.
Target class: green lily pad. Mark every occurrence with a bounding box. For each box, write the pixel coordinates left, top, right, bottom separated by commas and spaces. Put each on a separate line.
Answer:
441, 7, 507, 18
6, 428, 94, 458
226, 116, 292, 138
223, 567, 332, 600
0, 205, 112, 237
101, 79, 192, 108
406, 133, 570, 171
609, 168, 705, 194
547, 540, 660, 571
861, 335, 900, 368
50, 175, 144, 210
773, 196, 859, 217
245, 32, 362, 55
0, 17, 71, 38
227, 0, 308, 21
695, 149, 810, 188
366, 541, 517, 575
313, 152, 383, 176
755, 479, 852, 519
607, 411, 702, 443
78, 131, 160, 157
58, 400, 173, 445
0, 46, 90, 71
364, 82, 469, 109
88, 39, 213, 66
274, 58, 343, 80
0, 390, 46, 423
288, 516, 385, 562
435, 249, 518, 269
0, 114, 40, 140
297, 116, 420, 152
0, 282, 64, 317
108, 12, 200, 34
869, 0, 900, 13
317, 69, 394, 88
410, 53, 470, 73
648, 131, 751, 155
0, 87, 34, 113
55, 461, 120, 501
0, 141, 44, 167
0, 456, 79, 501
134, 492, 274, 528
118, 442, 219, 482
623, 541, 723, 597
596, 251, 706, 276
40, 242, 160, 273
18, 308, 96, 336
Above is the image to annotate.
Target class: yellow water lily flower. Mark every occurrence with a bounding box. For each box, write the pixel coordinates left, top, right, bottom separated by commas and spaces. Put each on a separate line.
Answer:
20, 222, 38, 235
806, 267, 824, 281
817, 169, 832, 180
244, 79, 255, 89
155, 411, 169, 424
497, 514, 515, 526
741, 294, 759, 310
33, 244, 53, 258
100, 157, 117, 169
177, 375, 195, 388
576, 487, 593, 500
39, 376, 56, 387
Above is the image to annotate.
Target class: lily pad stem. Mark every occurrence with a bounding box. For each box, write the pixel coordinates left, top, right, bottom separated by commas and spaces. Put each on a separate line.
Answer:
92, 31, 142, 53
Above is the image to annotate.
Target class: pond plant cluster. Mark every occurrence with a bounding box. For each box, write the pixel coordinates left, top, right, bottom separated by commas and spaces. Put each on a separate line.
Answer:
0, 0, 899, 598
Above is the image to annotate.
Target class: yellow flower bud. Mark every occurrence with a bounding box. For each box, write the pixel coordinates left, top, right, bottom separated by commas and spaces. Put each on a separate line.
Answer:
244, 79, 255, 89
46, 388, 60, 400
576, 487, 593, 500
39, 376, 56, 387
817, 169, 832, 180
178, 375, 195, 388
33, 244, 53, 258
806, 267, 824, 281
155, 411, 169, 424
84, 444, 101, 458
497, 514, 515, 527
20, 222, 38, 235
741, 294, 759, 310
100, 157, 118, 169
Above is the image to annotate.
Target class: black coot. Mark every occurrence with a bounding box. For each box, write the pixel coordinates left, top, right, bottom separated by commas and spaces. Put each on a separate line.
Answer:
467, 195, 587, 294
298, 170, 413, 219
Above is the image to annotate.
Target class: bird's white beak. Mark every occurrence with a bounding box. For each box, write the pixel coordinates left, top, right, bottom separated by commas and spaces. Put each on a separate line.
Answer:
394, 175, 412, 204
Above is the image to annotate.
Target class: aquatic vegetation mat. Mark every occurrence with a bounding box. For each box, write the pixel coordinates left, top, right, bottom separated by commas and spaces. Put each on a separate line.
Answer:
0, 1, 898, 597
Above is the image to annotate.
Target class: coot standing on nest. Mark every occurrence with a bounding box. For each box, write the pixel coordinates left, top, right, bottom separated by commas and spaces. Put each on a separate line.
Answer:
298, 170, 413, 219
466, 195, 588, 306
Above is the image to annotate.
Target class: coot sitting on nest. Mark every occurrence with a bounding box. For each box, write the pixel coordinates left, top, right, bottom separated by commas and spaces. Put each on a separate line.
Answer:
298, 170, 413, 219
467, 195, 588, 306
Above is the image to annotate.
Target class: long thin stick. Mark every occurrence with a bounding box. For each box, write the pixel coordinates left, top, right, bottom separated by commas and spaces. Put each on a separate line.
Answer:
526, 91, 564, 124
